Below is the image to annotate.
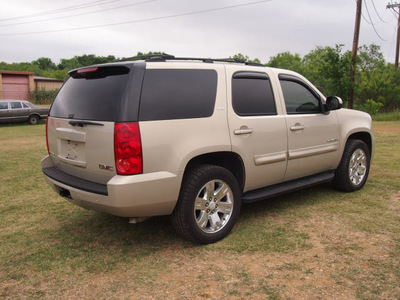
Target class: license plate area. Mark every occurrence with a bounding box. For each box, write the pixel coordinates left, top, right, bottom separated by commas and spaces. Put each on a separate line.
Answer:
57, 139, 87, 167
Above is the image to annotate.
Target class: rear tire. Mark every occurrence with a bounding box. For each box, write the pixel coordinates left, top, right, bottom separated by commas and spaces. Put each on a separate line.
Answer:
334, 139, 370, 192
172, 165, 241, 244
28, 115, 39, 125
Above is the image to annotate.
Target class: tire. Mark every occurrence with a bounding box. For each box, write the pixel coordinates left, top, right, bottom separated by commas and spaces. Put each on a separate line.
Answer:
333, 139, 370, 192
171, 165, 241, 244
28, 115, 39, 125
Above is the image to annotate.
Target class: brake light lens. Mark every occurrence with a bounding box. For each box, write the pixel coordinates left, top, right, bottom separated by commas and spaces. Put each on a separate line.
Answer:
46, 117, 50, 155
77, 67, 99, 74
114, 122, 143, 175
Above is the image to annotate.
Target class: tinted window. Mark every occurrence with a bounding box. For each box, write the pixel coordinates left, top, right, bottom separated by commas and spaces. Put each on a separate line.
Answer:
11, 102, 22, 109
280, 79, 321, 114
50, 69, 131, 121
0, 103, 8, 110
22, 102, 29, 108
139, 69, 217, 121
232, 72, 276, 116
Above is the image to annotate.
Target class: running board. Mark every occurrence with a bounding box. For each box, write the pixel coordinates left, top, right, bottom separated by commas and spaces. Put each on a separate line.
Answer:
242, 171, 335, 203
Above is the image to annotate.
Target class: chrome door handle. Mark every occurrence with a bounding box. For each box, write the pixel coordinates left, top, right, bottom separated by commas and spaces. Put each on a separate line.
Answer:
290, 124, 305, 131
234, 128, 253, 135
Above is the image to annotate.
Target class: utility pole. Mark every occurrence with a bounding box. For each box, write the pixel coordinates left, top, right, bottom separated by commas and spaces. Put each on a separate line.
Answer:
387, 2, 400, 71
349, 0, 362, 109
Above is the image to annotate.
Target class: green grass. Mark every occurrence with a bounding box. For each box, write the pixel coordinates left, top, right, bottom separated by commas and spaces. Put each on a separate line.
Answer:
372, 111, 400, 121
1, 121, 400, 299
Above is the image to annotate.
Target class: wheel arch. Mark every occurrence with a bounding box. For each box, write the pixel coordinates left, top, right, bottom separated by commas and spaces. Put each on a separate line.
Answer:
347, 131, 373, 157
182, 152, 245, 192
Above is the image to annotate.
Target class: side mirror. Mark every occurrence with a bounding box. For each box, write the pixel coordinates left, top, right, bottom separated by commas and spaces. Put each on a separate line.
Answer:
326, 96, 343, 111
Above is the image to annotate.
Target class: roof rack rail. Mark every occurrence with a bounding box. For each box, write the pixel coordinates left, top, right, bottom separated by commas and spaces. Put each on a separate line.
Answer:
126, 53, 264, 67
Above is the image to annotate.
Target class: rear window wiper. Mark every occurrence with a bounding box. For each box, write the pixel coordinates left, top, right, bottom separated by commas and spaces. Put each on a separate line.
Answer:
69, 120, 104, 127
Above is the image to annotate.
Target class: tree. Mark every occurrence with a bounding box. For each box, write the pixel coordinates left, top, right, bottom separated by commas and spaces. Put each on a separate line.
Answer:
267, 52, 303, 73
32, 57, 57, 70
302, 45, 351, 101
230, 53, 261, 64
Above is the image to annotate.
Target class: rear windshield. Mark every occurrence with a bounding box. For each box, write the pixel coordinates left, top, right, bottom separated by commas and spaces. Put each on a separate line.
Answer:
50, 67, 131, 121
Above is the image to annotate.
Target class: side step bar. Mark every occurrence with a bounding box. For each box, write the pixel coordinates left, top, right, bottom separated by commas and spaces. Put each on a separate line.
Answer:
242, 171, 335, 203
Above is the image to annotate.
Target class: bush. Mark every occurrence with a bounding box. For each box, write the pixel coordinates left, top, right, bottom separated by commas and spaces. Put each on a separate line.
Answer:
31, 89, 58, 105
354, 99, 383, 115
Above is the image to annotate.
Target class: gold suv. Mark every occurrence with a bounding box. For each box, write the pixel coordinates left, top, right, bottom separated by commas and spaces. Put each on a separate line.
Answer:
42, 55, 375, 244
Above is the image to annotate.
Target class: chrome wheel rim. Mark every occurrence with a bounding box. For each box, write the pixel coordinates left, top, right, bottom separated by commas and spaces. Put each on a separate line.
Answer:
348, 148, 367, 186
194, 180, 234, 233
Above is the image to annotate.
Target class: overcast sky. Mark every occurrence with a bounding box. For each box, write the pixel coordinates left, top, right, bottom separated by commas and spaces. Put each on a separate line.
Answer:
0, 0, 398, 64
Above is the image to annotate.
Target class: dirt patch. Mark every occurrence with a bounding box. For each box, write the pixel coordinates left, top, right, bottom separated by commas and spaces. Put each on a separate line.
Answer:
374, 124, 400, 134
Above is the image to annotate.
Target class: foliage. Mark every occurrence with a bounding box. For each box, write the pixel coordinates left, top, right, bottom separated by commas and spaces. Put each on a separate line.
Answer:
230, 53, 261, 64
267, 51, 303, 73
354, 99, 384, 115
372, 111, 400, 121
266, 44, 399, 113
0, 47, 399, 112
31, 88, 58, 105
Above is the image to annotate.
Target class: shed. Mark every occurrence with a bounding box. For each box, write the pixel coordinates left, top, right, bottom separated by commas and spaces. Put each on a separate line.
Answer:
0, 70, 34, 100
34, 76, 64, 90
0, 71, 64, 100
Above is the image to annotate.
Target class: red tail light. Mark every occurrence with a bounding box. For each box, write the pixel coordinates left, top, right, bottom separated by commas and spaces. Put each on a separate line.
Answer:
114, 122, 143, 175
46, 117, 50, 155
77, 67, 99, 74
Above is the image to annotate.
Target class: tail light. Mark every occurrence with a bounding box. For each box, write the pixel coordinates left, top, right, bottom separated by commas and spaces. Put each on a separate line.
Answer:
114, 122, 143, 175
46, 117, 50, 155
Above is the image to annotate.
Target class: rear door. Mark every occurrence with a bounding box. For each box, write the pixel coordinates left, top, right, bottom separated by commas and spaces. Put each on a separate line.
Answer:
47, 64, 142, 184
226, 65, 288, 192
9, 101, 28, 122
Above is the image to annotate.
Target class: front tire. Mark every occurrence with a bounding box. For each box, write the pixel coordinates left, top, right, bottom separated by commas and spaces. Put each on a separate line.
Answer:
334, 139, 370, 192
172, 165, 241, 244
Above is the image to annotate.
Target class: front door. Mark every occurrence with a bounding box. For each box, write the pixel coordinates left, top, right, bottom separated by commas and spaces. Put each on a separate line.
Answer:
278, 75, 340, 181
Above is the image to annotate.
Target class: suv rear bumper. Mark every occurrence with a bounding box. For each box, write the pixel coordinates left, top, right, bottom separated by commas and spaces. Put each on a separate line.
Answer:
41, 155, 180, 217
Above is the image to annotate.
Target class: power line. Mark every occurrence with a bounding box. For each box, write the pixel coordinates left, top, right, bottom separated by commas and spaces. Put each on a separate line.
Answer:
370, 0, 391, 23
0, 0, 272, 36
0, 0, 120, 23
363, 0, 386, 40
0, 0, 156, 27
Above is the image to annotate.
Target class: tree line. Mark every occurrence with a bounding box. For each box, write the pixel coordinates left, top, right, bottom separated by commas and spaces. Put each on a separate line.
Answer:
0, 46, 398, 113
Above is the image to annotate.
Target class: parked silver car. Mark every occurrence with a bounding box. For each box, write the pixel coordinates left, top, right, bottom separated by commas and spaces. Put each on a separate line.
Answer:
0, 99, 49, 125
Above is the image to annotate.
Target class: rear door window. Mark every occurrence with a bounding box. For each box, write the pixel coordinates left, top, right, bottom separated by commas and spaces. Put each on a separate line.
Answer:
10, 102, 22, 109
0, 102, 8, 109
232, 72, 276, 116
139, 69, 217, 121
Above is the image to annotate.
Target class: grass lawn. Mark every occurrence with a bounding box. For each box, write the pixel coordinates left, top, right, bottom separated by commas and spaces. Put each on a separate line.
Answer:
1, 120, 399, 299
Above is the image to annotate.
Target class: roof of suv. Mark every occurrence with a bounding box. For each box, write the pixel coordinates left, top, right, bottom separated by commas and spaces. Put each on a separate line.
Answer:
69, 54, 265, 74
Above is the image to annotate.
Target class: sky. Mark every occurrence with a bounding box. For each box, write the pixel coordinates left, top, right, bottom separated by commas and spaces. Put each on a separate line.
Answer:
0, 0, 398, 64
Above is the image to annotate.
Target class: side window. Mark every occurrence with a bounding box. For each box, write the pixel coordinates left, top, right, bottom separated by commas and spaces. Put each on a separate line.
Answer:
280, 78, 321, 114
22, 102, 30, 108
0, 102, 8, 110
139, 69, 217, 121
232, 72, 276, 116
10, 102, 22, 109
